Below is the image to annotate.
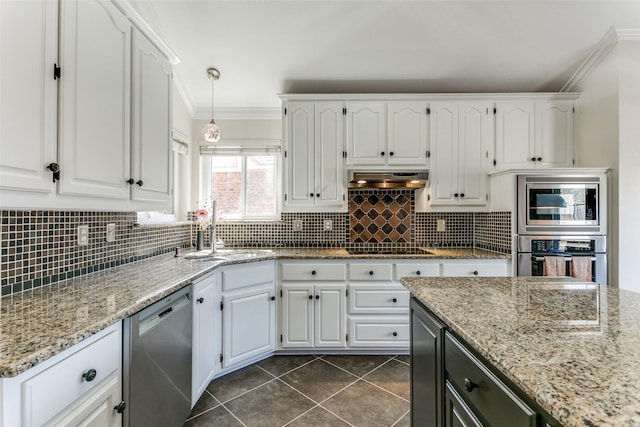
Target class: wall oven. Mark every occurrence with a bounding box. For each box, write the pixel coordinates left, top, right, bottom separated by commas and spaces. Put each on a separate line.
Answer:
517, 175, 606, 235
517, 236, 607, 284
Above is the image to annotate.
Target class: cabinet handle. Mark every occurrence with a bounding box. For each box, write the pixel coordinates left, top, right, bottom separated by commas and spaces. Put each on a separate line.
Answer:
473, 270, 479, 276
136, 180, 143, 187
311, 270, 317, 275
389, 151, 394, 156
315, 295, 320, 300
392, 297, 398, 303
196, 297, 204, 304
464, 378, 478, 392
369, 270, 374, 276
114, 401, 127, 414
416, 270, 421, 276
47, 163, 60, 183
380, 151, 385, 156
270, 296, 276, 301
126, 178, 134, 185
392, 331, 398, 337
82, 368, 97, 382
537, 157, 542, 162
308, 295, 313, 300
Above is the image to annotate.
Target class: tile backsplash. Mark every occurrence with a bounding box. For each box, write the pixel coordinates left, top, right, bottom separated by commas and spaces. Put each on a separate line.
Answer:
349, 190, 413, 243
1, 204, 511, 297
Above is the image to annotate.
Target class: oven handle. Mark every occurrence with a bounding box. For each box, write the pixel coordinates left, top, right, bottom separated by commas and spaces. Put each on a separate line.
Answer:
531, 256, 597, 262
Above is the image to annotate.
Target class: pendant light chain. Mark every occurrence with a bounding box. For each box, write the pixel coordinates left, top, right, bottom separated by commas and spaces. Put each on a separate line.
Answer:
202, 67, 221, 142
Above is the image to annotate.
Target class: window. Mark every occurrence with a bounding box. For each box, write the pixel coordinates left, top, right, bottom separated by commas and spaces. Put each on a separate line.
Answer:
200, 141, 281, 221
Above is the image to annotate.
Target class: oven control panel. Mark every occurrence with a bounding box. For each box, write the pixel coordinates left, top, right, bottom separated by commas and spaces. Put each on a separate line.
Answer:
531, 239, 595, 254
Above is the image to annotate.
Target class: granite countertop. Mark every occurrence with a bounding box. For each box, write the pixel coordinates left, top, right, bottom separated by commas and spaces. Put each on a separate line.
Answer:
0, 247, 507, 378
402, 276, 640, 427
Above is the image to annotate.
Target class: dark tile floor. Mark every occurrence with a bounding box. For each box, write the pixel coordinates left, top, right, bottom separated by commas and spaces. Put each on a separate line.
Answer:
184, 354, 410, 427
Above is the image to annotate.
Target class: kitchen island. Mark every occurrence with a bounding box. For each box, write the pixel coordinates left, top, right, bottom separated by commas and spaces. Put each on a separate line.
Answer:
402, 276, 640, 427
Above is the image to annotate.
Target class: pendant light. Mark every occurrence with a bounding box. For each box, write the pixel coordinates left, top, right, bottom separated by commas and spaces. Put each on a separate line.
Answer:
202, 67, 221, 142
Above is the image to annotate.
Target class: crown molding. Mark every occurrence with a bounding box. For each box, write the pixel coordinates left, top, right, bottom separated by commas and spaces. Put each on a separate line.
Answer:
194, 107, 282, 120
562, 27, 640, 93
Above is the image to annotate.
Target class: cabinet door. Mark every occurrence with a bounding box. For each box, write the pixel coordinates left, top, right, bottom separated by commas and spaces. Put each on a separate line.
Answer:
430, 102, 459, 205
222, 283, 275, 367
314, 283, 346, 347
285, 101, 314, 206
0, 0, 57, 192
315, 102, 345, 207
131, 29, 173, 204
58, 0, 131, 199
495, 102, 535, 169
192, 275, 216, 405
458, 102, 491, 206
387, 102, 429, 166
346, 102, 386, 166
535, 100, 573, 167
281, 284, 314, 348
51, 374, 121, 427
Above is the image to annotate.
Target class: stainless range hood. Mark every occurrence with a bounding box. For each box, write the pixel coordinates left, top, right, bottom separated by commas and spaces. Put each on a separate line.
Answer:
348, 171, 428, 189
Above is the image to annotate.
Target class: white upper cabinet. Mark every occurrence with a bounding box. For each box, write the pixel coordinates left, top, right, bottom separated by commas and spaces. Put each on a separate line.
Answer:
346, 102, 386, 166
284, 101, 345, 209
429, 102, 492, 206
0, 0, 58, 192
495, 99, 574, 169
346, 101, 429, 167
131, 28, 173, 203
58, 0, 132, 199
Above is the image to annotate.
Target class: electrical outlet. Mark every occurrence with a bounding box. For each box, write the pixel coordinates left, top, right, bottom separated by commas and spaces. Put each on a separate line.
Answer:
78, 225, 89, 246
323, 219, 333, 231
437, 219, 446, 232
106, 223, 116, 242
293, 220, 303, 231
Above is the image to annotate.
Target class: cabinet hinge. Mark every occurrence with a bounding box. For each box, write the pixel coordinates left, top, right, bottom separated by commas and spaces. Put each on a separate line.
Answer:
343, 193, 346, 201
486, 193, 489, 201
284, 150, 287, 158
427, 193, 431, 201
343, 151, 347, 159
573, 159, 575, 165
426, 107, 431, 115
426, 150, 431, 159
220, 353, 223, 363
346, 333, 349, 342
343, 108, 347, 115
280, 334, 283, 343
284, 107, 287, 115
280, 289, 283, 297
493, 107, 497, 114
346, 289, 349, 297
573, 106, 575, 114
284, 193, 288, 201
493, 159, 497, 166
220, 301, 223, 311
53, 63, 61, 80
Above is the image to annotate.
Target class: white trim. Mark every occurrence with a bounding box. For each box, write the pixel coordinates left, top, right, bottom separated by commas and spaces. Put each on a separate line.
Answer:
194, 107, 282, 120
562, 27, 640, 93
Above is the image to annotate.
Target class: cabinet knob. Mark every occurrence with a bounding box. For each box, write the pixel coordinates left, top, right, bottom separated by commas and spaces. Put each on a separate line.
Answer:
308, 295, 313, 300
537, 157, 542, 162
464, 378, 478, 392
310, 193, 314, 197
454, 193, 459, 198
392, 297, 398, 303
392, 331, 398, 337
381, 151, 385, 156
389, 151, 394, 156
136, 180, 143, 187
126, 178, 134, 185
531, 157, 537, 162
197, 297, 204, 304
316, 193, 320, 198
47, 163, 60, 183
311, 270, 317, 275
460, 193, 465, 198
315, 295, 320, 300
114, 401, 127, 414
270, 296, 276, 301
416, 270, 421, 276
473, 270, 479, 276
369, 270, 374, 276
82, 368, 97, 382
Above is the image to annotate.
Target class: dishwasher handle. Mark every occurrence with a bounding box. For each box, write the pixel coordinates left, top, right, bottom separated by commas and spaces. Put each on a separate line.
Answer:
138, 289, 191, 337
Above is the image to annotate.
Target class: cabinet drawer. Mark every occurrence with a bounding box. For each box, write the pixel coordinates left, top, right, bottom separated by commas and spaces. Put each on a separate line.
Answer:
441, 261, 507, 277
444, 333, 536, 427
222, 261, 275, 291
281, 263, 346, 281
348, 263, 393, 281
348, 284, 409, 314
22, 326, 121, 427
395, 262, 440, 279
347, 316, 409, 348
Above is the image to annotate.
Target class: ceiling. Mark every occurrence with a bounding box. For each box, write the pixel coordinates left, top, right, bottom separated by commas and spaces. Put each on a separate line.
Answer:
132, 0, 640, 118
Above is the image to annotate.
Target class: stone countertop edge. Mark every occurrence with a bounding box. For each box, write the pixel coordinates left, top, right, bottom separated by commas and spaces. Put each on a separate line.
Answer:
0, 247, 508, 378
401, 276, 640, 427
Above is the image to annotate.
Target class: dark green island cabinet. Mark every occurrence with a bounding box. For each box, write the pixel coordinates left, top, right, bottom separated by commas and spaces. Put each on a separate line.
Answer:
410, 297, 558, 427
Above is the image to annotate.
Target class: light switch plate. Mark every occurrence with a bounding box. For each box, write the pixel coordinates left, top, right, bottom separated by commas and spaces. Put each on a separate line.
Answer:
293, 220, 303, 231
437, 219, 446, 232
323, 219, 333, 231
106, 223, 116, 242
78, 225, 89, 246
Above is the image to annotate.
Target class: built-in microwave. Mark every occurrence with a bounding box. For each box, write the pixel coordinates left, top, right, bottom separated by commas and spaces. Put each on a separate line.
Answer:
517, 175, 607, 235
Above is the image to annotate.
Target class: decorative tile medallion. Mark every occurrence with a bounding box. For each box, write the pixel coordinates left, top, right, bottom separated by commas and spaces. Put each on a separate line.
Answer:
349, 190, 413, 243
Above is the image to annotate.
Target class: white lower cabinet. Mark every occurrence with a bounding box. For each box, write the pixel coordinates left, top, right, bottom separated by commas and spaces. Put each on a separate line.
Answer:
347, 316, 410, 348
220, 262, 276, 370
192, 272, 217, 406
441, 259, 509, 277
0, 322, 122, 427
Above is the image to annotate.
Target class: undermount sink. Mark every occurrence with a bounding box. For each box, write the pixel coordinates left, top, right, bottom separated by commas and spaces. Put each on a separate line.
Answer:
183, 250, 228, 261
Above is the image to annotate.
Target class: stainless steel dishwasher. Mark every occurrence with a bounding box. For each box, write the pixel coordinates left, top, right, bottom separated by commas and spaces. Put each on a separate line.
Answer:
123, 285, 192, 427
